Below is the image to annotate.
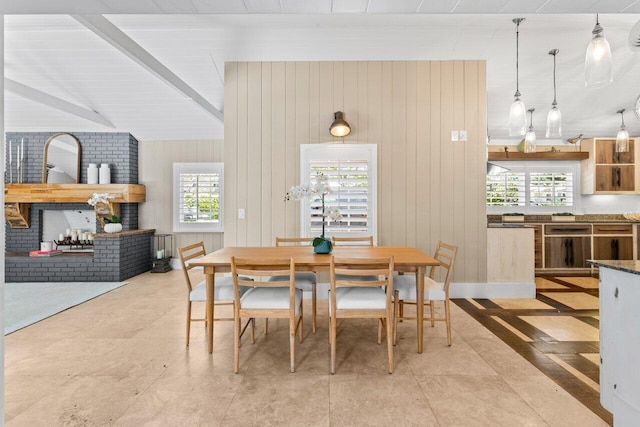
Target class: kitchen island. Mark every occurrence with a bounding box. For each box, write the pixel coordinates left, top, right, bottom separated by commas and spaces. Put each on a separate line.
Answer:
588, 260, 640, 426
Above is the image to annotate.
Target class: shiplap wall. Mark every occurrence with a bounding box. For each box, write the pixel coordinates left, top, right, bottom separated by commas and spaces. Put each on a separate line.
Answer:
139, 139, 224, 255
224, 61, 487, 282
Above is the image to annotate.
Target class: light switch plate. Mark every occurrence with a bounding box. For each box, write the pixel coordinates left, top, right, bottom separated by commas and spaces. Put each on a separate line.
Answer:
459, 130, 467, 141
238, 208, 245, 219
451, 130, 459, 142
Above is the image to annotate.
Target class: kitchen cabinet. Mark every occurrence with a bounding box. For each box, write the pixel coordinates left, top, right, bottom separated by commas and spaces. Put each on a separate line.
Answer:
544, 236, 591, 268
581, 138, 639, 194
593, 224, 634, 261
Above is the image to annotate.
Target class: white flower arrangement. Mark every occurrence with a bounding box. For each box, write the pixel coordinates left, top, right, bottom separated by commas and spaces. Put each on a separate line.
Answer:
87, 193, 115, 206
285, 173, 343, 248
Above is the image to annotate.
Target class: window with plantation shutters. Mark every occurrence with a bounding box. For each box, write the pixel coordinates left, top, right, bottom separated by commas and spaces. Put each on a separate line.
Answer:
300, 144, 377, 241
486, 163, 577, 214
486, 172, 526, 206
173, 163, 224, 232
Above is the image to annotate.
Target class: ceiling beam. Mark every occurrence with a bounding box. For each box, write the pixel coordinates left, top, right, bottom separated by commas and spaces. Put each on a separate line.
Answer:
72, 14, 224, 123
5, 78, 115, 128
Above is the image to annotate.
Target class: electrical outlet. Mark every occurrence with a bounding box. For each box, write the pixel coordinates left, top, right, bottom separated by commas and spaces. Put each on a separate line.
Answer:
459, 130, 467, 141
238, 208, 245, 219
451, 130, 459, 142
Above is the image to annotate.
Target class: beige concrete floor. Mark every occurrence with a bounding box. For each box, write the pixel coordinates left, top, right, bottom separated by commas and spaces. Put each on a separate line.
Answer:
5, 270, 608, 426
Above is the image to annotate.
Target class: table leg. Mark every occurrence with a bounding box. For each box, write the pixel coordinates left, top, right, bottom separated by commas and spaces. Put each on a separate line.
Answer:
207, 271, 215, 354
416, 266, 425, 353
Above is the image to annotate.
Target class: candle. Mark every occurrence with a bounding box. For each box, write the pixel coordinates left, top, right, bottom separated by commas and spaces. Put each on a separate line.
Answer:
58, 233, 65, 241
16, 145, 20, 169
65, 228, 71, 236
71, 232, 77, 241
87, 234, 93, 241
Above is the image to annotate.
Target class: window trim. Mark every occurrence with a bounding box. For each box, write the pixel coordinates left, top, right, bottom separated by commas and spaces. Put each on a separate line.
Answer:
300, 144, 378, 242
173, 162, 224, 233
486, 161, 580, 214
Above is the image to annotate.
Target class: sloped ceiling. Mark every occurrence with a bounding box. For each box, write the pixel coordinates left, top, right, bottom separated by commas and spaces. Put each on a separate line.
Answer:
3, 1, 640, 142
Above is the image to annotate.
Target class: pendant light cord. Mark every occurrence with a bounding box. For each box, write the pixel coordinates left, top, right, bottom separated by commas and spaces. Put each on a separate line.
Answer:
516, 21, 520, 94
553, 53, 557, 104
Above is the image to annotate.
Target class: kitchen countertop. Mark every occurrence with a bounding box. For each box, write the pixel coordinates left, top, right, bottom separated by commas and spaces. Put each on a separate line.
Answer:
488, 214, 639, 224
487, 223, 536, 228
587, 260, 640, 275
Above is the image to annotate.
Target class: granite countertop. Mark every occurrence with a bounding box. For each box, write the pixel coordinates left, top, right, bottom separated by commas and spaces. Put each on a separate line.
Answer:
488, 214, 638, 224
587, 260, 640, 275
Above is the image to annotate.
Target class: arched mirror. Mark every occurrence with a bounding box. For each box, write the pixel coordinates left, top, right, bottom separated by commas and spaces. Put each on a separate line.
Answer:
42, 133, 81, 183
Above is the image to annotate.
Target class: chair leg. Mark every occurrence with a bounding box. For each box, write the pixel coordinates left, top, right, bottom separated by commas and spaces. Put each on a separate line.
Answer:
264, 318, 269, 335
234, 315, 240, 373
377, 319, 383, 345
290, 316, 296, 373
393, 290, 399, 346
330, 315, 337, 374
399, 298, 404, 322
186, 300, 192, 347
430, 301, 436, 327
299, 293, 304, 343
445, 299, 452, 346
311, 283, 317, 333
250, 317, 255, 344
386, 307, 394, 374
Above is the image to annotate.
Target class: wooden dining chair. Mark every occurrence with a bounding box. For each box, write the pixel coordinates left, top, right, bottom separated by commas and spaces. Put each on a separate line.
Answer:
178, 242, 252, 347
231, 257, 304, 373
268, 237, 318, 333
332, 235, 378, 281
393, 241, 458, 346
332, 235, 374, 246
329, 256, 395, 374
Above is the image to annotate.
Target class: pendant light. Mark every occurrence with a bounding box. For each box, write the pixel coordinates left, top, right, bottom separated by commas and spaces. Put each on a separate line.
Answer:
546, 49, 562, 138
616, 109, 630, 153
585, 14, 613, 88
524, 108, 536, 153
508, 18, 527, 136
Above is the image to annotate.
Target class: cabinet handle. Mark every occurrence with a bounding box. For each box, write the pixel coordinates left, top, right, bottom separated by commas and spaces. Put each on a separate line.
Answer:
612, 167, 617, 188
569, 238, 574, 266
616, 167, 621, 187
612, 238, 619, 260
564, 239, 570, 266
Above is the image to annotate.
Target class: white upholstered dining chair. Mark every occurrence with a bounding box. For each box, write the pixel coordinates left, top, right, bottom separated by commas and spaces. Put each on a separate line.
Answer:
393, 241, 458, 346
178, 241, 252, 347
329, 256, 395, 374
268, 237, 318, 333
231, 257, 304, 373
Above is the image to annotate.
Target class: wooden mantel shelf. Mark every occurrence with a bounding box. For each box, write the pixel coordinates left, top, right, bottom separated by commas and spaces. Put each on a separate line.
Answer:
5, 184, 146, 204
488, 152, 589, 161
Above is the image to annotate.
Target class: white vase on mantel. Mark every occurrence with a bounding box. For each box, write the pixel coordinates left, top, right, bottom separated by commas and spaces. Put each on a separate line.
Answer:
104, 223, 122, 233
99, 163, 111, 184
87, 163, 98, 184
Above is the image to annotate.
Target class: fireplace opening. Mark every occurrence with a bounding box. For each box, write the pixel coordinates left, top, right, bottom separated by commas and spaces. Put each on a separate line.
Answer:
42, 210, 96, 252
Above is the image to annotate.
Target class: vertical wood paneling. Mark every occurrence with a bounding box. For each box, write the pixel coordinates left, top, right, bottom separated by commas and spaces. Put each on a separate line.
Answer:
261, 63, 273, 246
343, 61, 358, 143
271, 62, 286, 239
247, 62, 262, 246
415, 61, 431, 254
139, 139, 224, 257
224, 63, 238, 247
285, 62, 297, 238
380, 62, 393, 245
236, 62, 249, 246
224, 60, 487, 282
405, 62, 417, 249
429, 62, 442, 254
391, 61, 407, 245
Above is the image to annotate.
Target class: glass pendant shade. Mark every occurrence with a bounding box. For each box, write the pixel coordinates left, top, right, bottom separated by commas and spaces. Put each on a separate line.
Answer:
524, 108, 536, 153
585, 19, 613, 88
616, 128, 630, 153
546, 105, 562, 138
508, 96, 527, 136
616, 109, 630, 153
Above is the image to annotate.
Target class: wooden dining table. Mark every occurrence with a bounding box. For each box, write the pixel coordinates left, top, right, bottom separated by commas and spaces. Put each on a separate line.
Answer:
190, 245, 440, 354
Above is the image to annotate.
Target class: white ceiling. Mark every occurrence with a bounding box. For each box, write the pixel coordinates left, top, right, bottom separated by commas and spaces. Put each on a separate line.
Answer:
3, 1, 640, 142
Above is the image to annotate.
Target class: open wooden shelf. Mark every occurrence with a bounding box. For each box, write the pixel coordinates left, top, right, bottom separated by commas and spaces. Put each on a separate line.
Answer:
488, 152, 589, 161
5, 184, 146, 204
